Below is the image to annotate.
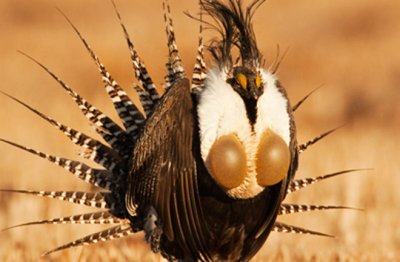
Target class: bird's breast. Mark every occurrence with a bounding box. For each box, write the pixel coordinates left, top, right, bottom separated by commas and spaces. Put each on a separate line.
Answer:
204, 129, 290, 198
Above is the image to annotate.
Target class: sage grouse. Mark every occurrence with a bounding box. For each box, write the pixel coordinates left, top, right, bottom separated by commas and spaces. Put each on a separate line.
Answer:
1, 0, 363, 261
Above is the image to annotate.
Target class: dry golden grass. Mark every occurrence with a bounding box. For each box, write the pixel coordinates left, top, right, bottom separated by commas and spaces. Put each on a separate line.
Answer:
0, 0, 399, 261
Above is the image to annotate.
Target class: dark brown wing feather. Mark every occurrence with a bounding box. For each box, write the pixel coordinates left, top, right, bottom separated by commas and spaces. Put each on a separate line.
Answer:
126, 78, 209, 260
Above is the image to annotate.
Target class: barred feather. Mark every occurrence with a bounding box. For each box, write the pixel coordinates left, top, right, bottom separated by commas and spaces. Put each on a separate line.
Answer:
0, 92, 122, 172
133, 84, 155, 117
42, 224, 134, 256
3, 211, 122, 231
19, 51, 131, 157
272, 222, 333, 238
299, 126, 344, 153
164, 62, 175, 90
279, 203, 358, 215
59, 10, 145, 138
0, 1, 364, 258
287, 169, 368, 194
0, 139, 113, 190
163, 0, 186, 87
191, 9, 207, 93
111, 1, 160, 105
0, 190, 109, 209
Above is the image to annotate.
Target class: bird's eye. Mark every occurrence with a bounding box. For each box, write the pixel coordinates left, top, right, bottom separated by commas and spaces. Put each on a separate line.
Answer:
235, 73, 247, 89
255, 74, 261, 88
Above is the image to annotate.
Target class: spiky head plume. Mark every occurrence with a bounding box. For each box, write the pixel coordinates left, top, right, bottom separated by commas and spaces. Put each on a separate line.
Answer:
201, 0, 265, 70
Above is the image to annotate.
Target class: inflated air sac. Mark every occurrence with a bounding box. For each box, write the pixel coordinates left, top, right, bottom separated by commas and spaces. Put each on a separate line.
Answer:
206, 134, 247, 190
256, 129, 290, 186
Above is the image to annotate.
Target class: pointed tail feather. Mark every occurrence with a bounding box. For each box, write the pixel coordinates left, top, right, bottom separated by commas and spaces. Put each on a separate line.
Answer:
2, 211, 123, 232
58, 9, 145, 139
164, 62, 175, 90
287, 169, 371, 194
279, 203, 360, 215
0, 190, 110, 209
299, 125, 346, 153
0, 91, 122, 172
272, 222, 334, 238
111, 0, 160, 105
163, 0, 186, 87
0, 138, 115, 190
292, 85, 322, 112
42, 224, 134, 256
191, 6, 207, 93
133, 84, 155, 118
18, 51, 132, 158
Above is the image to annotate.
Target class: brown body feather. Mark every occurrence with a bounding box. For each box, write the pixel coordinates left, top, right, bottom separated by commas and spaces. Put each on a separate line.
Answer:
0, 0, 365, 261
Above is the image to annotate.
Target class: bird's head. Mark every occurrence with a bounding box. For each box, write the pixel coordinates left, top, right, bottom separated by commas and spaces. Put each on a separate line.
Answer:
197, 0, 295, 199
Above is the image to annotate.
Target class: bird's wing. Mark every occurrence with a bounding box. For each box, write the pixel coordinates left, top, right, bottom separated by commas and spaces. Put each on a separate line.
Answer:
126, 78, 209, 260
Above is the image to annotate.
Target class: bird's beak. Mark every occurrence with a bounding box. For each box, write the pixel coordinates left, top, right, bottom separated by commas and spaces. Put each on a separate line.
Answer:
249, 85, 261, 100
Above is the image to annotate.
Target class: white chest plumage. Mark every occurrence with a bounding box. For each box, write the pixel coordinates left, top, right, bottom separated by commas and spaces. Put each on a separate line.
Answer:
197, 67, 292, 199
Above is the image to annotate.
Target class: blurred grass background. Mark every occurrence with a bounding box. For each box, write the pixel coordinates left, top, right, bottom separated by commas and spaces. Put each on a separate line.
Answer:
0, 0, 399, 261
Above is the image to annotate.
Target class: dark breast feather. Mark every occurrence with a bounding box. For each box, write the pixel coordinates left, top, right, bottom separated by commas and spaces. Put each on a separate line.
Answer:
191, 91, 297, 261
126, 78, 210, 261
196, 170, 288, 261
125, 77, 297, 261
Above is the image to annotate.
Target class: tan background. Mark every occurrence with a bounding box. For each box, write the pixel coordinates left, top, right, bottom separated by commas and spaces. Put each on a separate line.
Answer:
0, 0, 399, 261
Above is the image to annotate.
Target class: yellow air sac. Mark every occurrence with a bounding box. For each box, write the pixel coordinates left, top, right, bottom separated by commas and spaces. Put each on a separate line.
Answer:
256, 129, 290, 186
207, 134, 247, 190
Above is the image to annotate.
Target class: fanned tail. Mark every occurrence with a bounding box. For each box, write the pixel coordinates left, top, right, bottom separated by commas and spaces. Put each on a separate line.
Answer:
0, 92, 122, 173
1, 7, 153, 256
58, 9, 145, 139
18, 51, 132, 158
0, 1, 364, 258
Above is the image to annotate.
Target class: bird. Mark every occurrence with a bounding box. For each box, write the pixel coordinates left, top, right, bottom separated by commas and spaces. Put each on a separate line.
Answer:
0, 0, 364, 261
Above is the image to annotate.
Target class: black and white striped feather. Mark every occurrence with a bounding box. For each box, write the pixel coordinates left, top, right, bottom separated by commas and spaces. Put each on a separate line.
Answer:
0, 0, 364, 259
2, 211, 122, 232
191, 7, 208, 93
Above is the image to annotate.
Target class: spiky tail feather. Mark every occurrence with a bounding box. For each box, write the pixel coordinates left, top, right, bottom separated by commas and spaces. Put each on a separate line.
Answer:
42, 223, 134, 256
287, 169, 370, 194
0, 0, 165, 253
0, 91, 122, 172
0, 190, 110, 209
111, 0, 160, 105
272, 222, 334, 238
1, 1, 365, 256
191, 4, 207, 93
18, 51, 133, 158
163, 0, 186, 88
298, 125, 346, 154
292, 85, 322, 112
279, 204, 360, 215
2, 211, 122, 232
